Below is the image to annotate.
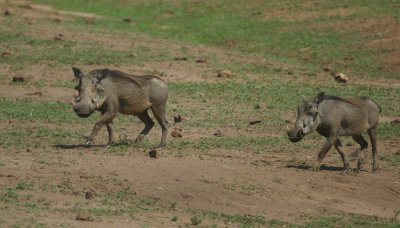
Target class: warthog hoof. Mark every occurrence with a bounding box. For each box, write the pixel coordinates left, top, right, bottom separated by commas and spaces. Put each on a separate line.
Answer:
84, 140, 92, 146
309, 165, 321, 172
135, 134, 145, 143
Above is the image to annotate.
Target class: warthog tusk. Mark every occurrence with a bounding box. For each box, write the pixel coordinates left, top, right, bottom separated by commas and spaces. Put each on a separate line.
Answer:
71, 98, 76, 105
96, 96, 107, 108
286, 125, 290, 131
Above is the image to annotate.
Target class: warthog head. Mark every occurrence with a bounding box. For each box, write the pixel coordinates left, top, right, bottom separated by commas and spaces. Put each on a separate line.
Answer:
287, 92, 324, 142
72, 67, 108, 118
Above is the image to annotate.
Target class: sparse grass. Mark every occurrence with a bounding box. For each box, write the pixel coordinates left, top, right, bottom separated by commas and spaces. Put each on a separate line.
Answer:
0, 187, 18, 203
0, 0, 399, 227
0, 98, 78, 123
0, 22, 171, 70
34, 0, 400, 79
304, 213, 399, 228
187, 208, 290, 227
0, 125, 80, 149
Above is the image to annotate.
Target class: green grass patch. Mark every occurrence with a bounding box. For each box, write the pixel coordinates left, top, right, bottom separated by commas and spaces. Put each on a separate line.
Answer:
33, 0, 400, 78
187, 208, 290, 227
0, 125, 80, 149
0, 98, 82, 123
304, 213, 399, 228
170, 80, 400, 116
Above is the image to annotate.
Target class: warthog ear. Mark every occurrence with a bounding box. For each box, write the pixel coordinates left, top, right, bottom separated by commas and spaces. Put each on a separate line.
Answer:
72, 67, 83, 79
315, 92, 325, 105
96, 68, 109, 81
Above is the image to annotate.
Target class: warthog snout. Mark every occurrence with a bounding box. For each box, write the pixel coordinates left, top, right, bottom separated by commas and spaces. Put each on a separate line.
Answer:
287, 129, 304, 142
72, 98, 97, 118
287, 126, 304, 143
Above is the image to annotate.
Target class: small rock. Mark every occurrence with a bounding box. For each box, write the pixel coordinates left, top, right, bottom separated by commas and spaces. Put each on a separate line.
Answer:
217, 70, 233, 78
123, 17, 133, 23
255, 102, 267, 110
12, 76, 25, 83
148, 149, 157, 158
85, 190, 95, 200
1, 51, 11, 57
76, 211, 92, 221
213, 129, 223, 137
26, 148, 32, 153
4, 9, 12, 16
171, 127, 183, 138
174, 114, 182, 124
54, 34, 64, 41
249, 119, 262, 125
53, 18, 62, 23
334, 72, 349, 83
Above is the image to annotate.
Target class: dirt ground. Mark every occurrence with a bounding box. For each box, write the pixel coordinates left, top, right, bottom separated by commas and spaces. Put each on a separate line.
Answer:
0, 1, 399, 227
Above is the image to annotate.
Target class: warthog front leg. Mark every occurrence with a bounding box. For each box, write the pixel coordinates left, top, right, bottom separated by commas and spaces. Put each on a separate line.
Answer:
85, 111, 116, 146
312, 136, 336, 171
106, 122, 114, 146
333, 139, 350, 172
368, 127, 379, 172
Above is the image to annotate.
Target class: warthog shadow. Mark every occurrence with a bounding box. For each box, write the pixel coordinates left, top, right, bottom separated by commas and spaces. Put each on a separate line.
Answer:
53, 144, 106, 149
286, 163, 345, 172
53, 140, 137, 149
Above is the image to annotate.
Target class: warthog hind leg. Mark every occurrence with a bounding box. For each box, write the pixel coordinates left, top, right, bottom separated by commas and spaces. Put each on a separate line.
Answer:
135, 110, 155, 143
352, 134, 368, 171
367, 127, 379, 172
151, 103, 168, 148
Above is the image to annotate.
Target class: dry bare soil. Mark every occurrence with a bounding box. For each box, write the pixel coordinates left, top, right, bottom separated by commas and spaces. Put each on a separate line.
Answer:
0, 1, 399, 227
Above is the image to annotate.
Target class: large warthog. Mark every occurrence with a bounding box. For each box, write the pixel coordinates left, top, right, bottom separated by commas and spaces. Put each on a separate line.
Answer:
72, 67, 168, 148
287, 92, 381, 172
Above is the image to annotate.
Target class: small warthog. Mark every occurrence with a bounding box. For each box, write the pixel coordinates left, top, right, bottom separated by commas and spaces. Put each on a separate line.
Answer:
72, 67, 168, 148
287, 92, 381, 172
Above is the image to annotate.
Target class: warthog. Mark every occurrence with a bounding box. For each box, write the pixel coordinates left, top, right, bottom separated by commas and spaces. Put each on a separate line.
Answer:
287, 92, 381, 172
72, 67, 168, 148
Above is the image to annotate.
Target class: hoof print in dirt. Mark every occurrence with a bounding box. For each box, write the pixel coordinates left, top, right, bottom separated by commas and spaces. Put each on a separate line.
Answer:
171, 127, 183, 138
213, 129, 223, 137
334, 72, 349, 83
217, 70, 233, 78
76, 211, 93, 221
148, 149, 157, 158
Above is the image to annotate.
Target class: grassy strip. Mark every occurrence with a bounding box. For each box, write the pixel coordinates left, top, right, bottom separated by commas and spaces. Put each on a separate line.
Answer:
33, 0, 400, 78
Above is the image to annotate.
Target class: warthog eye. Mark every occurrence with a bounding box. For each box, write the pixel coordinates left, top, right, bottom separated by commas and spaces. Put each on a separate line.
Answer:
75, 96, 81, 102
91, 98, 97, 105
302, 122, 307, 129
